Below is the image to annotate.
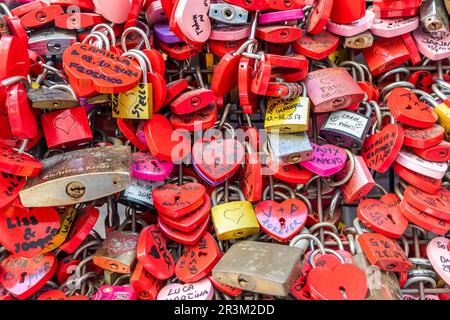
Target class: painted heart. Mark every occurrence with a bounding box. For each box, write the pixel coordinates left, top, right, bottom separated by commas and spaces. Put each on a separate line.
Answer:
37, 290, 89, 300
404, 186, 450, 221
307, 263, 368, 300
0, 253, 57, 299
387, 88, 438, 128
157, 278, 214, 300
357, 194, 408, 239
361, 123, 404, 173
223, 208, 244, 225
118, 92, 138, 113
131, 152, 174, 182
299, 143, 347, 177
63, 43, 141, 96
255, 199, 308, 242
54, 115, 77, 135
175, 232, 222, 283
192, 138, 245, 185
137, 225, 174, 280
0, 206, 60, 258
93, 0, 131, 24
153, 183, 206, 218
427, 237, 450, 286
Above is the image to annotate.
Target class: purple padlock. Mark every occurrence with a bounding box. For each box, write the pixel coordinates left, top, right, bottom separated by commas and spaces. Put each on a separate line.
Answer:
154, 22, 183, 44
258, 9, 304, 25
131, 152, 174, 182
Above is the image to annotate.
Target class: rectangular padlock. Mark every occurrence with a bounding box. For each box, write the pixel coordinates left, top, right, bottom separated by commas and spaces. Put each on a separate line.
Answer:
304, 67, 365, 113
27, 88, 79, 110
209, 3, 248, 24
28, 28, 77, 58
19, 146, 131, 207
419, 0, 449, 34
268, 131, 313, 165
344, 31, 374, 49
212, 241, 303, 296
320, 110, 371, 149
265, 95, 310, 133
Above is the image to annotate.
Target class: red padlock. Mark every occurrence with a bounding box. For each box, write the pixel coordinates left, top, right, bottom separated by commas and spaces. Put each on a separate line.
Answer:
330, 0, 366, 24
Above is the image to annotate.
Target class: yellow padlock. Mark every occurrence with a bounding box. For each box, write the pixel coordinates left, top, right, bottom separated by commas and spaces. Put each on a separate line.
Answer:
265, 82, 310, 133
432, 81, 450, 139
40, 208, 77, 254
111, 51, 153, 120
328, 48, 350, 66
435, 102, 450, 139
211, 185, 260, 241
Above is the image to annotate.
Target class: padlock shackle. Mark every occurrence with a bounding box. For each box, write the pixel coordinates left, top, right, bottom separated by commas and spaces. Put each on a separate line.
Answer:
339, 61, 365, 82
323, 150, 355, 188
91, 23, 117, 47
309, 247, 346, 268
122, 51, 149, 82
211, 184, 245, 206
311, 230, 345, 251
377, 67, 411, 85
122, 26, 151, 52
262, 183, 296, 200
0, 3, 12, 18
90, 31, 112, 51
49, 84, 78, 100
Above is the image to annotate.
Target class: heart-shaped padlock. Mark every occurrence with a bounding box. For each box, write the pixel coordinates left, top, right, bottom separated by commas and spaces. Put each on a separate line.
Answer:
131, 152, 174, 182
158, 215, 210, 245
153, 183, 206, 218
427, 237, 450, 286
157, 278, 214, 300
404, 186, 450, 221
299, 143, 347, 177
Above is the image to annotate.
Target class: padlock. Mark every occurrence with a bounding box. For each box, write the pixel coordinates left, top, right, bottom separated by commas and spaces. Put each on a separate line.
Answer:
431, 81, 450, 138
55, 13, 105, 30
93, 230, 138, 274
413, 26, 450, 60
330, 0, 366, 24
264, 82, 310, 133
209, 3, 248, 24
370, 16, 420, 38
131, 262, 164, 300
19, 146, 131, 207
41, 107, 93, 149
157, 278, 215, 300
410, 140, 450, 162
306, 0, 333, 35
212, 240, 303, 296
344, 31, 374, 49
267, 131, 313, 165
211, 185, 260, 241
304, 67, 365, 113
355, 219, 412, 272
239, 141, 263, 203
92, 286, 138, 300
419, 0, 449, 34
395, 149, 448, 179
320, 103, 372, 150
327, 10, 375, 37
299, 143, 348, 177
19, 5, 64, 29
154, 22, 182, 44
120, 178, 164, 212
393, 162, 442, 194
258, 8, 304, 25
372, 0, 423, 19
27, 85, 79, 110
337, 155, 375, 204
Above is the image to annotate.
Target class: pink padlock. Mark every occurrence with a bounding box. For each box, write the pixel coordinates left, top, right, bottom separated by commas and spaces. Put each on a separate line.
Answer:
93, 0, 132, 24
157, 278, 214, 300
326, 10, 375, 37
299, 143, 348, 177
172, 0, 211, 43
131, 152, 174, 182
258, 9, 304, 25
413, 27, 450, 61
209, 25, 251, 41
370, 16, 419, 38
92, 286, 138, 300
146, 0, 167, 26
395, 149, 448, 180
427, 237, 450, 286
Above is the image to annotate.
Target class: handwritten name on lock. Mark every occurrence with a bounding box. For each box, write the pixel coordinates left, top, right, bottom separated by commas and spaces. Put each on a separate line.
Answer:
112, 83, 153, 120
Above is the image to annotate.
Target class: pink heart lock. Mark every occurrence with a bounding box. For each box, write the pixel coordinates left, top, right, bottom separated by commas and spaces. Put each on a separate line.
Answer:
299, 143, 348, 177
326, 10, 375, 37
427, 237, 450, 286
413, 27, 450, 61
131, 152, 174, 182
157, 278, 214, 300
370, 16, 419, 38
173, 0, 211, 43
93, 0, 132, 24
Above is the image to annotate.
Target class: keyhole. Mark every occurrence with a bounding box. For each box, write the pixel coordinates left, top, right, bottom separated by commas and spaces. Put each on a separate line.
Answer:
174, 196, 180, 203
215, 158, 220, 168
19, 272, 27, 284
387, 214, 396, 225
151, 160, 159, 168
280, 30, 289, 39
279, 217, 286, 228
109, 263, 119, 270
339, 287, 348, 299
198, 252, 207, 257
284, 0, 293, 8
405, 105, 412, 110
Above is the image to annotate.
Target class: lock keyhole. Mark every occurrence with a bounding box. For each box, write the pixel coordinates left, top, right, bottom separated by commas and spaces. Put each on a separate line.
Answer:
198, 251, 207, 257
280, 30, 289, 39
215, 158, 220, 168
36, 11, 47, 22
279, 217, 286, 228
222, 8, 235, 20
174, 195, 181, 203
19, 272, 27, 284
339, 286, 348, 299
284, 0, 293, 8
66, 181, 86, 199
387, 214, 396, 225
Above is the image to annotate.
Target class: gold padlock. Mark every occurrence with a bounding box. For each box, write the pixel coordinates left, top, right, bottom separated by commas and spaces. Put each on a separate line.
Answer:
432, 81, 450, 139
211, 185, 260, 241
212, 240, 303, 296
265, 82, 310, 133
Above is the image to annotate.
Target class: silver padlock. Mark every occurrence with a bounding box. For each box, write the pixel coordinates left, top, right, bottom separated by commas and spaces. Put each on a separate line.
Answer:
209, 3, 248, 25
119, 177, 163, 212
420, 0, 449, 35
320, 103, 372, 150
29, 28, 77, 58
267, 131, 313, 165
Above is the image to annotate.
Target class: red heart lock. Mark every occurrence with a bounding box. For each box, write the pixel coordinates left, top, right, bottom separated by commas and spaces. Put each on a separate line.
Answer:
404, 186, 450, 221
307, 0, 333, 35
207, 274, 242, 297
158, 194, 210, 232
255, 199, 308, 242
137, 225, 175, 280
157, 215, 210, 245
269, 161, 314, 185
131, 262, 164, 300
0, 173, 26, 209
144, 114, 191, 162
0, 35, 30, 79
307, 263, 368, 300
192, 138, 245, 185
211, 52, 242, 96
240, 151, 263, 203
292, 30, 340, 60
357, 194, 408, 239
175, 232, 222, 283
393, 162, 441, 195
153, 183, 206, 218
401, 124, 445, 149
6, 83, 38, 140
411, 140, 450, 162
399, 200, 450, 235
361, 123, 404, 173
10, 1, 49, 17
387, 88, 438, 129
170, 104, 218, 132
37, 290, 89, 300
0, 253, 57, 299
0, 206, 60, 258
63, 43, 142, 96
60, 206, 100, 254
238, 57, 259, 114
